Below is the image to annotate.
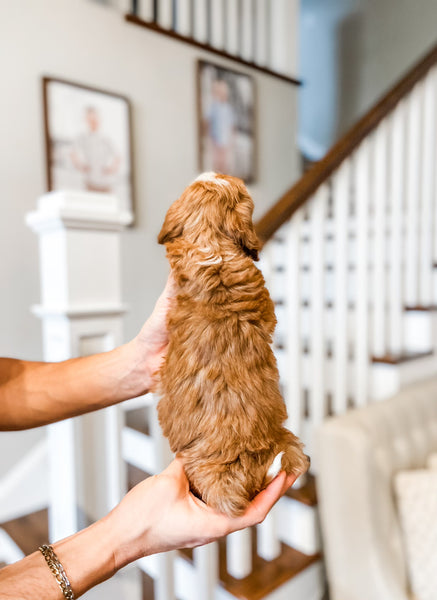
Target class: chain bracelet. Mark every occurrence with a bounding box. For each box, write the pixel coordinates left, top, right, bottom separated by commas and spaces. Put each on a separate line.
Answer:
39, 544, 75, 600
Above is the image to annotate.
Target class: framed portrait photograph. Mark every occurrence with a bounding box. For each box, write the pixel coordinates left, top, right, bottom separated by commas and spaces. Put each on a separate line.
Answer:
197, 60, 256, 183
42, 77, 134, 218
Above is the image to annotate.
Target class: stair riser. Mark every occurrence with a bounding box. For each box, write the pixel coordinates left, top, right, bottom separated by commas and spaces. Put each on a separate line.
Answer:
277, 496, 321, 555
404, 311, 436, 354
371, 352, 437, 401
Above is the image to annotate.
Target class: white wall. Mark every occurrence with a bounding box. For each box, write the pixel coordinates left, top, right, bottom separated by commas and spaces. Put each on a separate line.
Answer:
0, 0, 299, 474
299, 0, 437, 159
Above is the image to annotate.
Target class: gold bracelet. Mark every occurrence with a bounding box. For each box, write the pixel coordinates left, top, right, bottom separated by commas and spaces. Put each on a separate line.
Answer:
39, 544, 75, 600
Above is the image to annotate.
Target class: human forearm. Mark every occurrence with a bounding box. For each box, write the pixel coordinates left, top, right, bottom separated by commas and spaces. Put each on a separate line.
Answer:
0, 277, 173, 431
0, 336, 154, 431
0, 517, 116, 599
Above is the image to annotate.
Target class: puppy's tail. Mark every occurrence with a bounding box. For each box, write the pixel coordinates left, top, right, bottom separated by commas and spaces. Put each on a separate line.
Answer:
272, 429, 311, 482
185, 458, 255, 517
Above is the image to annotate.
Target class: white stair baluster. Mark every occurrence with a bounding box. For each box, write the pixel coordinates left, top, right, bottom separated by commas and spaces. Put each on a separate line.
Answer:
433, 67, 437, 271
419, 69, 436, 306
194, 542, 219, 600
332, 160, 351, 414
193, 0, 208, 43
210, 0, 224, 49
241, 0, 253, 61
388, 101, 406, 356
174, 0, 192, 35
371, 121, 388, 359
226, 0, 239, 56
254, 0, 268, 66
405, 83, 423, 308
158, 0, 173, 28
354, 139, 371, 406
149, 396, 177, 600
257, 509, 281, 561
226, 528, 252, 579
269, 0, 297, 76
138, 0, 154, 21
284, 210, 304, 435
309, 186, 328, 427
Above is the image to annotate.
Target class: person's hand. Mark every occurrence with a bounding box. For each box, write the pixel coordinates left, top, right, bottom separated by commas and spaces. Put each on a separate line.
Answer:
106, 458, 297, 571
129, 274, 176, 394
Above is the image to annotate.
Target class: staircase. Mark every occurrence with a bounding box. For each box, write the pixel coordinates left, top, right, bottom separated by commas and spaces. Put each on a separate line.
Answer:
123, 0, 299, 84
257, 41, 437, 468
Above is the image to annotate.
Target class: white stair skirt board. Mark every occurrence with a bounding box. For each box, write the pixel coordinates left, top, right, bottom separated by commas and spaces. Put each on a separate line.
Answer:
0, 439, 48, 523
138, 553, 325, 600
371, 353, 437, 402
404, 311, 435, 354
122, 426, 156, 475
81, 564, 142, 600
0, 529, 25, 564
276, 496, 321, 556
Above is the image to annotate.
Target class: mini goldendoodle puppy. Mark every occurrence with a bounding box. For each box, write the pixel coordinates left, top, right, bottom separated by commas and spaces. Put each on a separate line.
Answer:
157, 172, 309, 516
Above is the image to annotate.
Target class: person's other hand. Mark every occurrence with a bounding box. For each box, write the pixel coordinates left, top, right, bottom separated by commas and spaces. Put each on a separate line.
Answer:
131, 274, 176, 393
107, 458, 297, 571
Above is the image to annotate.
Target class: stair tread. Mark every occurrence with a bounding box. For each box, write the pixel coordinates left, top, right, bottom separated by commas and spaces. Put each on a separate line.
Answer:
180, 530, 320, 600
285, 474, 317, 506
372, 350, 433, 365
1, 509, 49, 556
125, 407, 150, 436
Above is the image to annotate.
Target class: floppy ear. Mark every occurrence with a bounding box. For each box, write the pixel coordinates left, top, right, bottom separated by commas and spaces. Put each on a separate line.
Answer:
222, 203, 261, 261
158, 201, 184, 244
236, 219, 260, 261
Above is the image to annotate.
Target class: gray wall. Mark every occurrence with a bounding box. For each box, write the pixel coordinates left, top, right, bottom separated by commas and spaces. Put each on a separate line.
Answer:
299, 0, 437, 159
0, 0, 299, 474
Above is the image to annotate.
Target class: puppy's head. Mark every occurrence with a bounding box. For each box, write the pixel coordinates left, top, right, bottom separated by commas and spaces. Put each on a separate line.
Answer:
158, 172, 260, 260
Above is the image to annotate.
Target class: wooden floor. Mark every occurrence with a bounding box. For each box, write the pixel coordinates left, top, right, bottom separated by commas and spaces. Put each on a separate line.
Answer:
1, 508, 49, 555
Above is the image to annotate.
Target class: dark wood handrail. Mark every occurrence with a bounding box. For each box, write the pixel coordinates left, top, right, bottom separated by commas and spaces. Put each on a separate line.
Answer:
125, 14, 301, 86
255, 41, 437, 244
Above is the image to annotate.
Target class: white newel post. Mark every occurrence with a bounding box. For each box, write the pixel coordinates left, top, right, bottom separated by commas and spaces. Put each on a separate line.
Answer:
26, 191, 132, 542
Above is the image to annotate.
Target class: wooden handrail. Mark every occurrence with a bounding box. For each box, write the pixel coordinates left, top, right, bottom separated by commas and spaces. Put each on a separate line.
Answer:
255, 41, 437, 244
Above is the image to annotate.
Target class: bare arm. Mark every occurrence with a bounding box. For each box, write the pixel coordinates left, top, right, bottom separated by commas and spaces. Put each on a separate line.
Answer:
0, 461, 297, 599
0, 276, 174, 431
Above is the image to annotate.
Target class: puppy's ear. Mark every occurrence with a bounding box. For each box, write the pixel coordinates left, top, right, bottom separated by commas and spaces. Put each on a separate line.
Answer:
223, 203, 261, 261
236, 219, 260, 261
158, 201, 183, 244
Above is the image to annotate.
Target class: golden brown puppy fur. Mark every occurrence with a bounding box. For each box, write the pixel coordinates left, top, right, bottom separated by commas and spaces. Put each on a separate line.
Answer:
157, 172, 309, 516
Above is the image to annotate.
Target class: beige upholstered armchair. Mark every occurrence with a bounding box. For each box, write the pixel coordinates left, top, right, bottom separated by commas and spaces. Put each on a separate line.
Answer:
316, 376, 437, 600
